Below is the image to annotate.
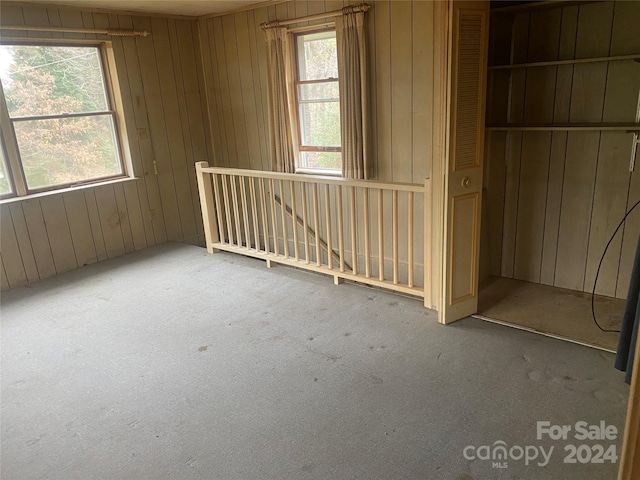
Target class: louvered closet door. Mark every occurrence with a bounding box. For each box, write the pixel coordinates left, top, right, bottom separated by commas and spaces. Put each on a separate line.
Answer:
440, 1, 489, 324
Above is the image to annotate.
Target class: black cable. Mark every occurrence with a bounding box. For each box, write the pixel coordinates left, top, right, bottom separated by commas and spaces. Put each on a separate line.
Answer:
591, 198, 640, 333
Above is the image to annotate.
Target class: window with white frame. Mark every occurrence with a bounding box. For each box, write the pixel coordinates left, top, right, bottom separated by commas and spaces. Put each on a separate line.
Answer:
293, 29, 342, 173
0, 43, 125, 198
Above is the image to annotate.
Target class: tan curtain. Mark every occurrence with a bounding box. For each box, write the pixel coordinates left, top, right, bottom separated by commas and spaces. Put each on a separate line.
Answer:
335, 9, 370, 179
265, 27, 296, 173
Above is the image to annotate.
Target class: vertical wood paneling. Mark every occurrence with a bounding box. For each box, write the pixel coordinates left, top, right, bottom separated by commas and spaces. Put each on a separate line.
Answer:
485, 132, 506, 278
84, 190, 108, 262
39, 195, 78, 274
0, 4, 210, 289
7, 203, 39, 282
389, 1, 412, 184
20, 200, 57, 279
174, 20, 207, 244
555, 131, 598, 291
222, 15, 251, 169
62, 190, 98, 267
247, 9, 269, 171
574, 1, 615, 58
213, 17, 239, 167
203, 18, 230, 167
374, 1, 392, 182
584, 132, 634, 296
133, 16, 183, 241
113, 14, 163, 246
93, 185, 127, 258
113, 185, 136, 253
514, 132, 550, 283
153, 17, 199, 244
539, 132, 567, 286
0, 205, 28, 287
234, 13, 262, 171
500, 132, 521, 278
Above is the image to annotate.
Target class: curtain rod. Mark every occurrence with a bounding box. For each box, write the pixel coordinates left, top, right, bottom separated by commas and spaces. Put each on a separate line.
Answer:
261, 3, 370, 30
0, 25, 150, 37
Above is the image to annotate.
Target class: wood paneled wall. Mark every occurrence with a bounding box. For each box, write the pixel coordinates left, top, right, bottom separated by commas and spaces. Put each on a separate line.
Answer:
198, 0, 434, 184
482, 0, 640, 299
0, 3, 212, 290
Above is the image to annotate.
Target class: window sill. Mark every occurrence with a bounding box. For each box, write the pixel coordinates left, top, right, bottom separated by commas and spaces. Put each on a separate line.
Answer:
0, 176, 139, 205
296, 168, 342, 177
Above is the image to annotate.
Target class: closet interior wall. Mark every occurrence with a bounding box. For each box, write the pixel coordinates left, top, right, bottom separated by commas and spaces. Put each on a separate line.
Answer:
481, 0, 640, 300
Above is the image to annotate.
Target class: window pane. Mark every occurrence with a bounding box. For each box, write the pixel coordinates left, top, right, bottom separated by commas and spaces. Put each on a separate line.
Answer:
297, 31, 338, 81
0, 141, 13, 195
13, 114, 122, 190
300, 152, 342, 170
299, 101, 341, 147
298, 81, 339, 102
0, 45, 109, 118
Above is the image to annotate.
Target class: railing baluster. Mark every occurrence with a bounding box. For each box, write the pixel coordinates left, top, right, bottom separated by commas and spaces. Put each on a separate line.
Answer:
424, 180, 431, 307
270, 178, 279, 256
221, 175, 235, 246
212, 173, 225, 245
350, 186, 357, 275
259, 178, 269, 253
290, 181, 299, 261
393, 190, 399, 285
363, 188, 370, 278
337, 185, 345, 273
249, 177, 260, 251
230, 176, 242, 248
279, 179, 289, 258
239, 178, 251, 248
313, 183, 321, 267
325, 184, 333, 270
378, 189, 384, 281
408, 191, 414, 288
301, 183, 310, 264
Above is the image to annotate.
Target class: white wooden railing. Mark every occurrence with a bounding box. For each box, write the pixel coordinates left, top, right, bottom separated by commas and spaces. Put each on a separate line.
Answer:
196, 162, 431, 302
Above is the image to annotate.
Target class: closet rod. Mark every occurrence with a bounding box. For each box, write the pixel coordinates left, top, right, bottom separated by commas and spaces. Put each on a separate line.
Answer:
0, 25, 149, 37
489, 53, 640, 70
486, 123, 640, 132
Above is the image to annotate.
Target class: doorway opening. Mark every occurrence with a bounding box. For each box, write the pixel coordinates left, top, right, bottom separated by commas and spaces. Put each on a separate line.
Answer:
478, 0, 640, 351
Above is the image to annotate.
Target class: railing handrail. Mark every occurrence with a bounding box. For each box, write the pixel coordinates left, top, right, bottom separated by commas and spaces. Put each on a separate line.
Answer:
199, 165, 427, 193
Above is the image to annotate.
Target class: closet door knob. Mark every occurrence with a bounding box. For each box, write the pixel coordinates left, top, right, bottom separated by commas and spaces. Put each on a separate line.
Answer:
461, 176, 471, 188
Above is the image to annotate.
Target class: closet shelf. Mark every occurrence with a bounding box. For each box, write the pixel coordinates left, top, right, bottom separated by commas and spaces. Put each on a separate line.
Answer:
488, 53, 640, 71
486, 123, 640, 132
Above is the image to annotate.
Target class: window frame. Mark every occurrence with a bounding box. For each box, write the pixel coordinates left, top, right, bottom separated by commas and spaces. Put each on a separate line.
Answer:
0, 39, 129, 199
292, 27, 342, 175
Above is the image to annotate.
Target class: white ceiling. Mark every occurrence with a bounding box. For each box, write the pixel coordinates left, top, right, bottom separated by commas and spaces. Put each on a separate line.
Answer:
17, 0, 269, 17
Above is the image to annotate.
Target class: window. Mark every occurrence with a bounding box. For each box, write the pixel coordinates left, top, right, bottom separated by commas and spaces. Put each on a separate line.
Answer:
294, 29, 342, 173
0, 43, 125, 198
